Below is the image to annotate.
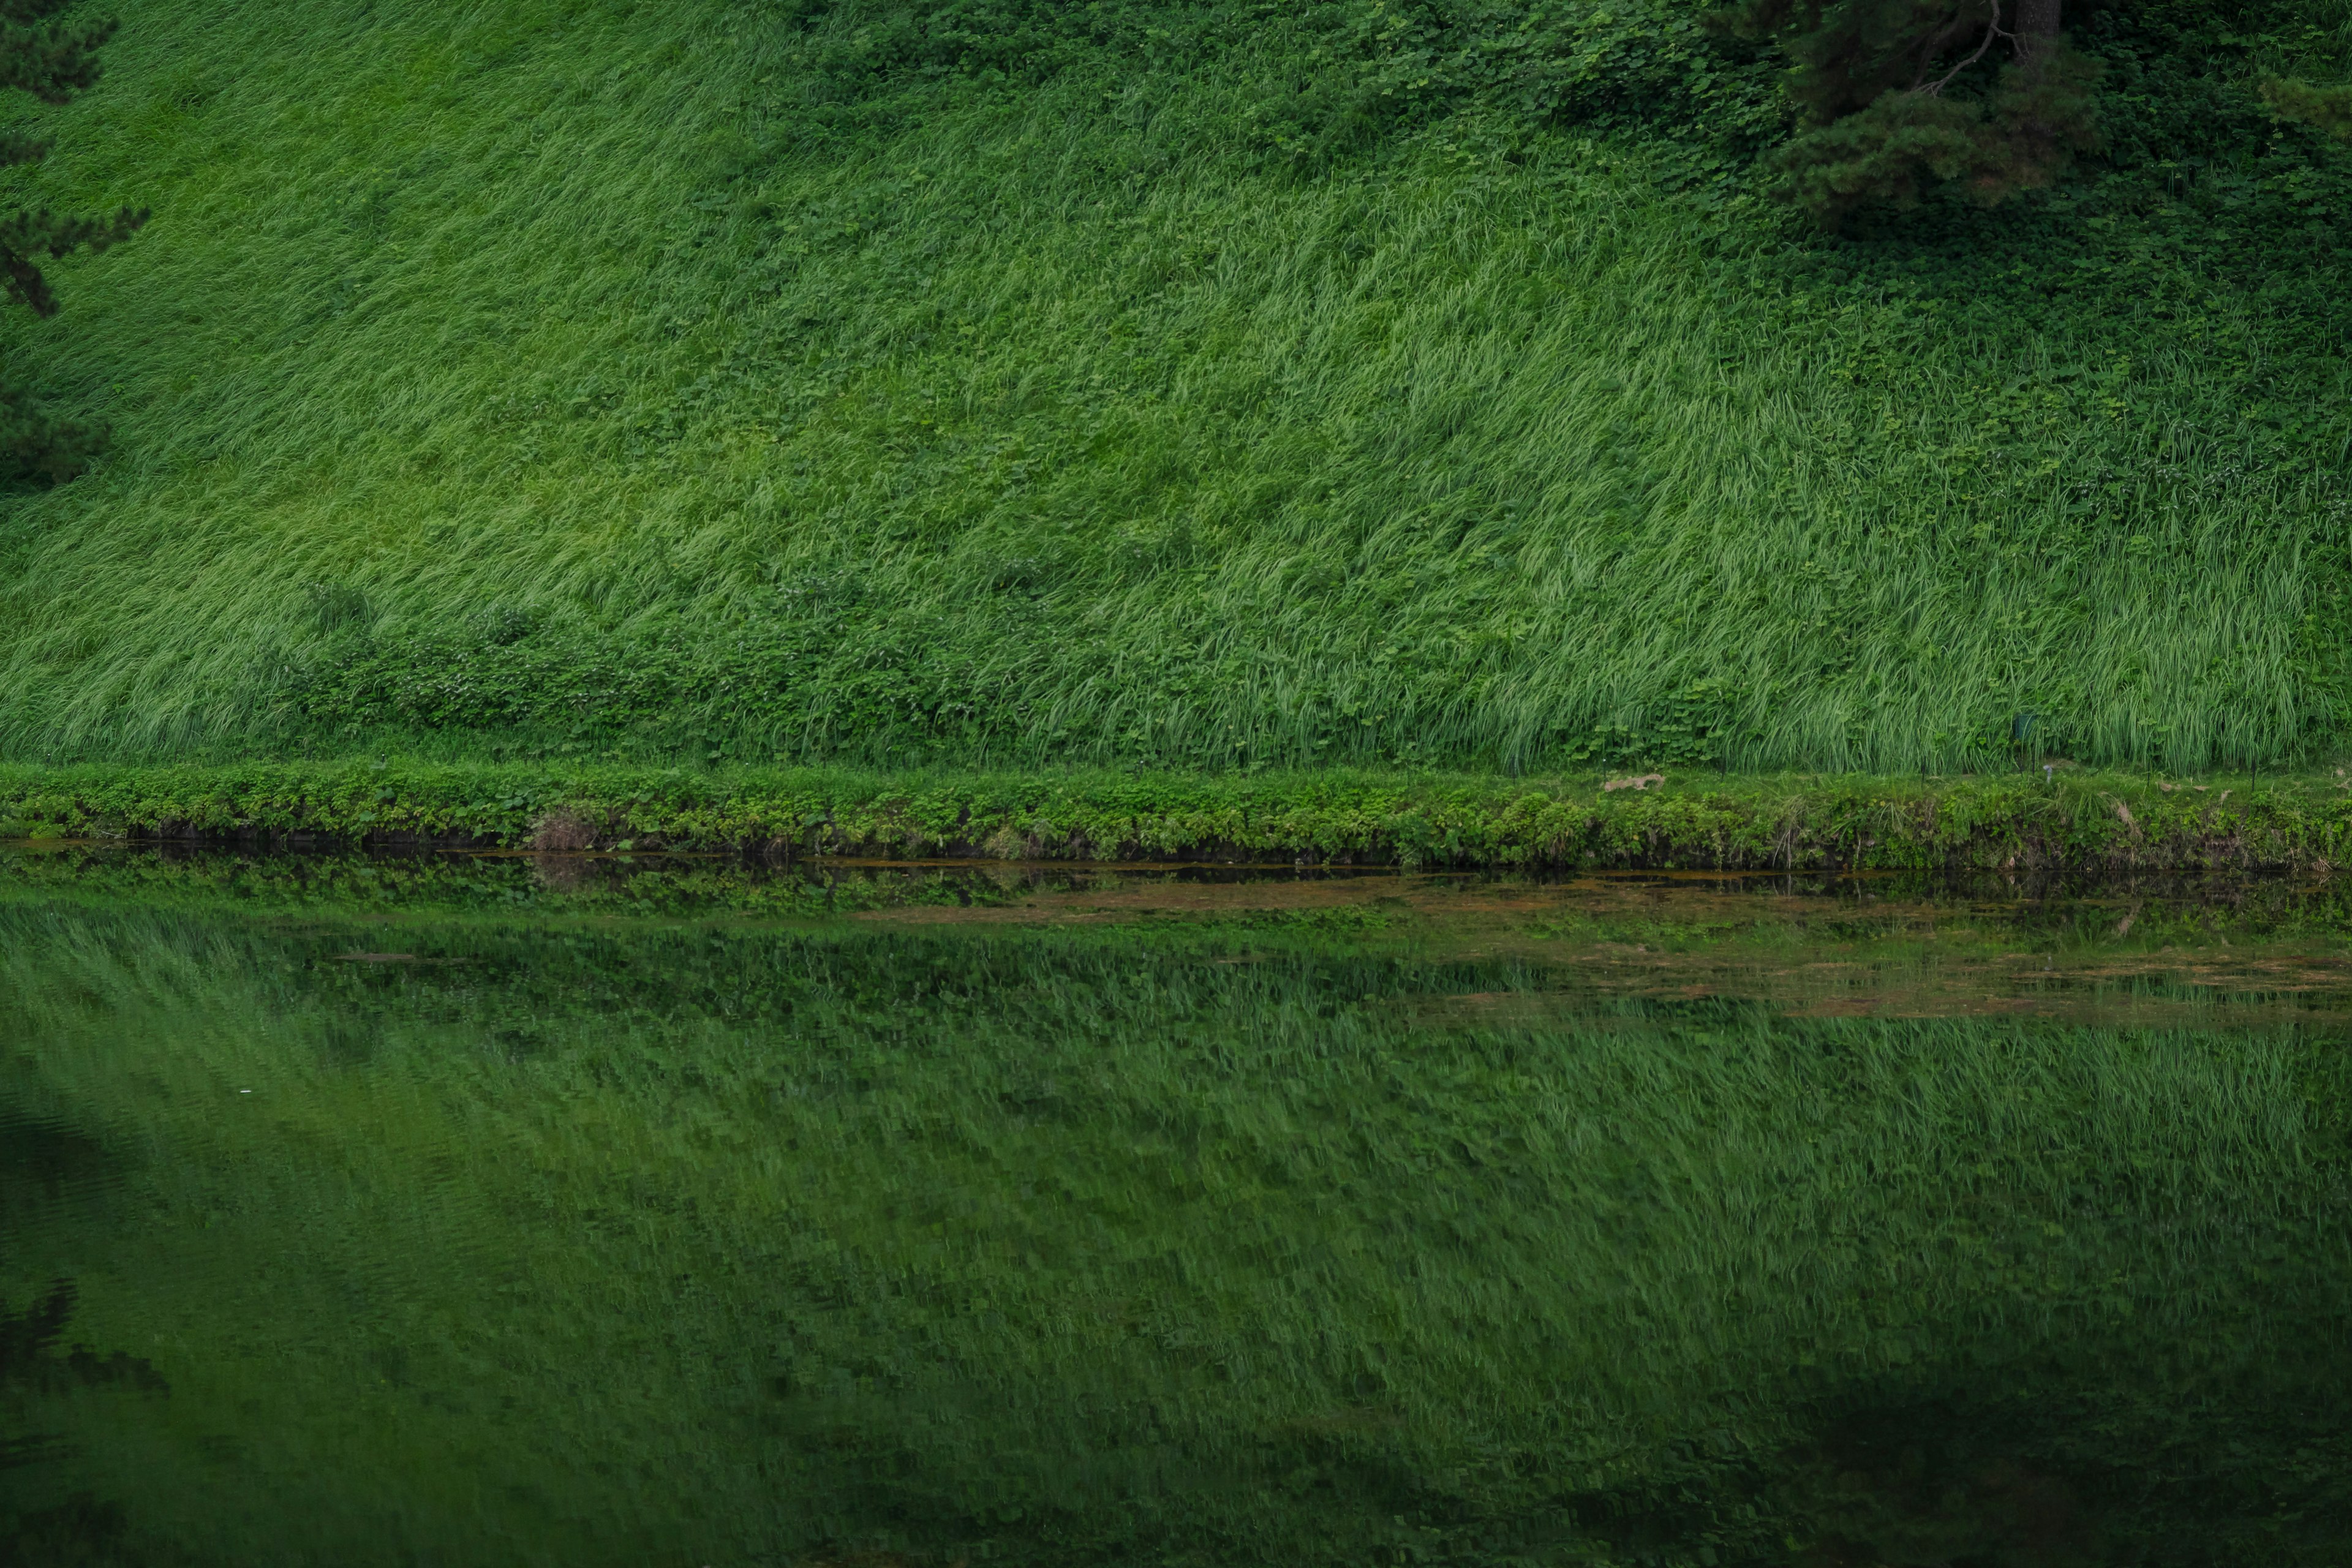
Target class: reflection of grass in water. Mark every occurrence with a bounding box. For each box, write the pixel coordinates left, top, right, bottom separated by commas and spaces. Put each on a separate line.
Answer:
10, 849, 2352, 1035
3, 905, 2351, 1564
15, 843, 2352, 943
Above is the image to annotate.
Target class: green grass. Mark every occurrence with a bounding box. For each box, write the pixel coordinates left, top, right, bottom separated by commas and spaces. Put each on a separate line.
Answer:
1, 0, 2350, 772
6, 758, 2352, 871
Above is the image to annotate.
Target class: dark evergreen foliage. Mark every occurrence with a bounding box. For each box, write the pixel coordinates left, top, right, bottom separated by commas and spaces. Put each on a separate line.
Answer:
0, 0, 143, 484
0, 377, 101, 482
1713, 0, 2103, 222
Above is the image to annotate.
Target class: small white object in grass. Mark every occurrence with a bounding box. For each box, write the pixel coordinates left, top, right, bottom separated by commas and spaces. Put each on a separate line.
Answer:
240, 1089, 252, 1094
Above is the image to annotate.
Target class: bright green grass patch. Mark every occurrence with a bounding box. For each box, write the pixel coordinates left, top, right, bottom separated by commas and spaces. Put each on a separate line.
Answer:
0, 0, 2348, 771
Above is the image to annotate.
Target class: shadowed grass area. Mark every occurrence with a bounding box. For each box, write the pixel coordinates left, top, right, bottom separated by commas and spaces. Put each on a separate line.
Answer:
0, 0, 2348, 772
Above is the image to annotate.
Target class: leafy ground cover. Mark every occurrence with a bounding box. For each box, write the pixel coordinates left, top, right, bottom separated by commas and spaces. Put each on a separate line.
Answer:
4, 758, 2351, 870
0, 0, 2349, 774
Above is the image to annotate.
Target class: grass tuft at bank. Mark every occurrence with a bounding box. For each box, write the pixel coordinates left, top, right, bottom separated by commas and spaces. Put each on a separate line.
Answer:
6, 761, 2351, 872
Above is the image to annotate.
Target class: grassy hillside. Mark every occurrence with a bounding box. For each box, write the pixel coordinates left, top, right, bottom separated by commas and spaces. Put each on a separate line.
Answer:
1, 0, 2350, 773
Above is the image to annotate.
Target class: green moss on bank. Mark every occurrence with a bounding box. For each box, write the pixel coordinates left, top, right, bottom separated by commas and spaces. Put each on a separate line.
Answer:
2, 761, 2346, 872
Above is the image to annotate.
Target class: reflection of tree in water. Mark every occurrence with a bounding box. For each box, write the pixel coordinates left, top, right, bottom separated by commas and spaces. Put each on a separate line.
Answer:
2, 1278, 168, 1566
6, 1491, 134, 1567
1774, 1400, 2104, 1567
2, 1095, 165, 1564
2, 1280, 167, 1404
1748, 1365, 2352, 1568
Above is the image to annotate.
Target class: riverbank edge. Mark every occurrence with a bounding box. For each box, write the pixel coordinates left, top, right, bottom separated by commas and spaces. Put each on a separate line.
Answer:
1, 761, 2345, 872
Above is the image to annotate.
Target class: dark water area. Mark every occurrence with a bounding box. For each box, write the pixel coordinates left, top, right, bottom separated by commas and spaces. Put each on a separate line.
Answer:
5, 844, 2352, 1566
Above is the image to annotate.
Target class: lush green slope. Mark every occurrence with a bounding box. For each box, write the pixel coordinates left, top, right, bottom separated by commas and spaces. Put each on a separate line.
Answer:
1, 0, 2349, 773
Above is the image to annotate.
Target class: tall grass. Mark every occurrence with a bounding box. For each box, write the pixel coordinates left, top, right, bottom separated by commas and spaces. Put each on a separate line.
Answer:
0, 0, 2346, 771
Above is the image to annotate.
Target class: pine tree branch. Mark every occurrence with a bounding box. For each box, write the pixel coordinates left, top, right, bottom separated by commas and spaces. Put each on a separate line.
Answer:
0, 205, 146, 315
1917, 0, 2005, 96
0, 1, 119, 92
0, 1, 138, 483
0, 11, 115, 103
0, 129, 47, 169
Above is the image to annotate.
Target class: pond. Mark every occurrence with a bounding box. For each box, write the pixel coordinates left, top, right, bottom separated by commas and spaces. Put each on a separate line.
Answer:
6, 845, 2351, 1566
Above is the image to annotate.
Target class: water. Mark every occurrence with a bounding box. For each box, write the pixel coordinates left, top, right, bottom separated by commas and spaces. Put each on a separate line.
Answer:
6, 845, 2352, 1566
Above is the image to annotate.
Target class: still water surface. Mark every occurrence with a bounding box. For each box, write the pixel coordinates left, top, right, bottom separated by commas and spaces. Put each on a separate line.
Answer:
6, 846, 2351, 1566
